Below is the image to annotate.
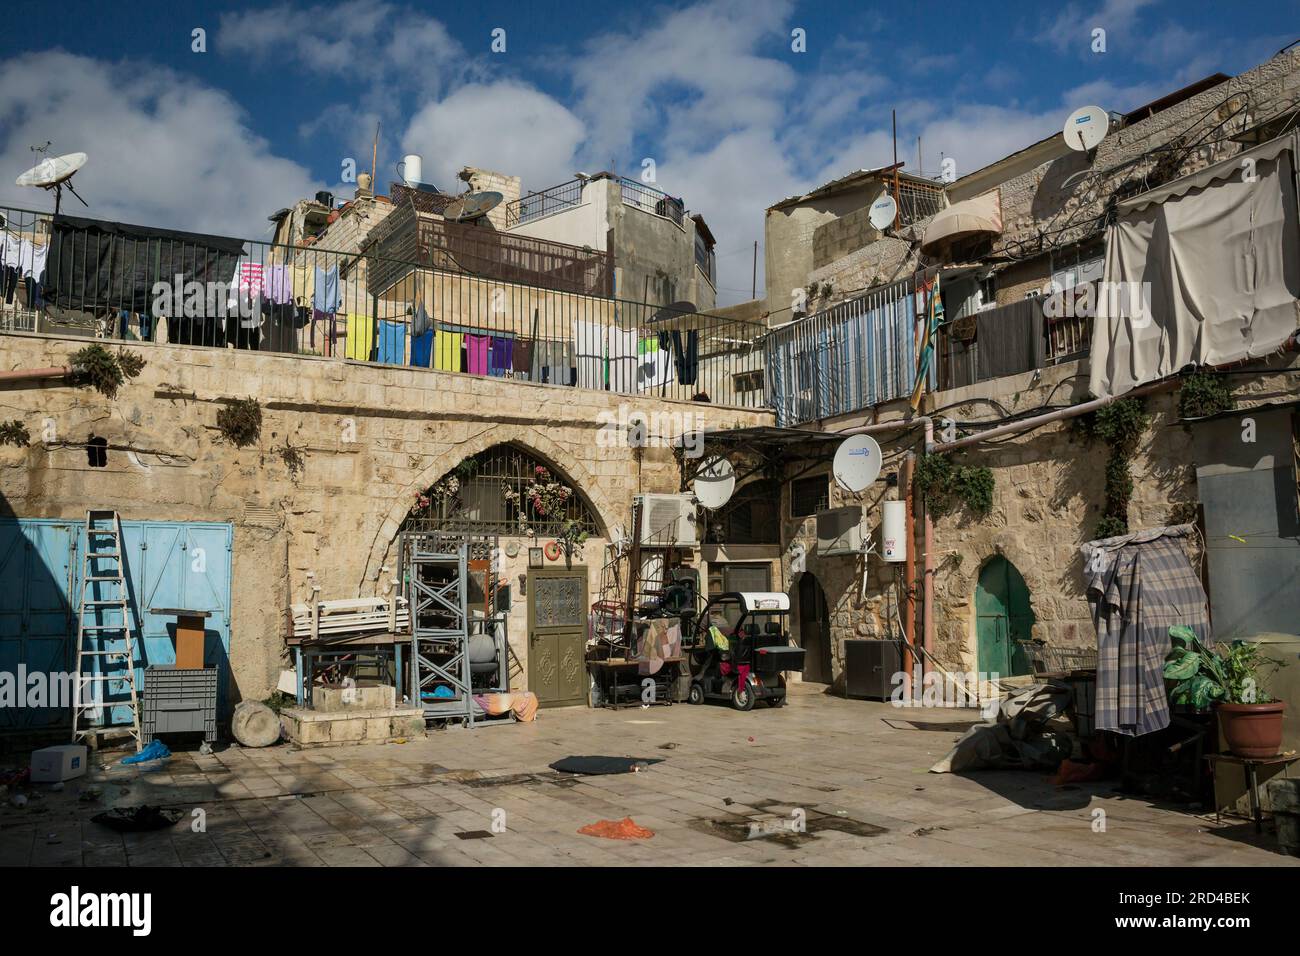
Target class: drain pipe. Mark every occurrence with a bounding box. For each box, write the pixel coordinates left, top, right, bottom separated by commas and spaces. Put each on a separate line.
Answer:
0, 366, 70, 384
832, 416, 936, 679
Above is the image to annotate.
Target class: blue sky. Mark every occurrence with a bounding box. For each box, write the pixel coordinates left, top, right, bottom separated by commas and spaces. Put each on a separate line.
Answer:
1, 0, 1296, 303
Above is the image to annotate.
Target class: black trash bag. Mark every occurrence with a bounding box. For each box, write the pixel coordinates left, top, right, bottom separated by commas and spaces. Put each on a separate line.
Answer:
91, 805, 184, 832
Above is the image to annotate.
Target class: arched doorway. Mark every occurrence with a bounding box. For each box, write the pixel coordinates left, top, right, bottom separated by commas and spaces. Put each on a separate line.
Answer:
975, 556, 1035, 678
796, 573, 832, 684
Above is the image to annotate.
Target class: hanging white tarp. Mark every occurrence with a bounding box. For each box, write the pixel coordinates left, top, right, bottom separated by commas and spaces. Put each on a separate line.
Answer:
1089, 132, 1300, 397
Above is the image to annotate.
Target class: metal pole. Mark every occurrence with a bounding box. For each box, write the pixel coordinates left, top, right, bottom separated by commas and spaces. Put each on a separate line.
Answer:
752, 240, 757, 300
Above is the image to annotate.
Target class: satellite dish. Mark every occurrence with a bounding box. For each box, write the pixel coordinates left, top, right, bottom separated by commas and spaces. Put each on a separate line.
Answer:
868, 194, 898, 231
693, 456, 736, 510
833, 435, 882, 492
16, 149, 88, 214
1063, 106, 1108, 152
649, 301, 698, 324
442, 191, 503, 223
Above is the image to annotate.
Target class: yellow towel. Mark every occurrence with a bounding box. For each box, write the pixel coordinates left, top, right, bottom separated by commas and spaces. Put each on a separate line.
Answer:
434, 330, 463, 371
345, 314, 374, 360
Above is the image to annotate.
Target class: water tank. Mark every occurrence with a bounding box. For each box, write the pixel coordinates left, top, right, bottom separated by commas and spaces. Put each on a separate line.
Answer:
881, 499, 907, 562
314, 190, 334, 208
400, 154, 423, 186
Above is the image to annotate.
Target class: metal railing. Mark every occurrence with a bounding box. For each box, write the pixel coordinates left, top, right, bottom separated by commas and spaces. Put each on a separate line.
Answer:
0, 203, 768, 410
765, 278, 921, 426
618, 178, 685, 227
503, 179, 585, 228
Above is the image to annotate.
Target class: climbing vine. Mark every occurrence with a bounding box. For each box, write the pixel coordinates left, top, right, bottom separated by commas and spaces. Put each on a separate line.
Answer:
914, 453, 995, 517
1177, 370, 1233, 420
216, 397, 262, 448
68, 344, 146, 399
0, 420, 30, 447
1075, 398, 1149, 539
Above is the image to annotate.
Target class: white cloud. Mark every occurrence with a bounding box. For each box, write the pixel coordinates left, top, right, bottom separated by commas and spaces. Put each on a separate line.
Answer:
402, 82, 586, 192
0, 51, 320, 240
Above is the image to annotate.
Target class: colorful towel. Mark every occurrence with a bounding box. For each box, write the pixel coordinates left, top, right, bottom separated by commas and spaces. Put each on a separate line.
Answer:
344, 314, 374, 361
465, 333, 490, 375
434, 330, 463, 371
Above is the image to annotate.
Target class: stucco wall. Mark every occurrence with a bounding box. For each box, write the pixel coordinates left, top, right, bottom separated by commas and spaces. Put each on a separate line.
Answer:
0, 332, 773, 702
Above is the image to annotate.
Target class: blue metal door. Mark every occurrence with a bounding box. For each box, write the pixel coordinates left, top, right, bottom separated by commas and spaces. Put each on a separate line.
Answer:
0, 518, 233, 732
0, 521, 77, 730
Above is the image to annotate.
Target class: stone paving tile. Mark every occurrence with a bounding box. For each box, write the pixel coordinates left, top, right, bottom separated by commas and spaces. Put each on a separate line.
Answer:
4, 688, 1299, 866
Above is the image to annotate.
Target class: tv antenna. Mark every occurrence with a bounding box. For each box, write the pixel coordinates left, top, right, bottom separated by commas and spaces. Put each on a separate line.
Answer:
16, 143, 89, 214
868, 194, 898, 232
832, 434, 883, 492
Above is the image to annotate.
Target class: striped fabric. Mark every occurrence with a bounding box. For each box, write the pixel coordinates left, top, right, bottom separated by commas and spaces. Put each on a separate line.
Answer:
1082, 526, 1211, 737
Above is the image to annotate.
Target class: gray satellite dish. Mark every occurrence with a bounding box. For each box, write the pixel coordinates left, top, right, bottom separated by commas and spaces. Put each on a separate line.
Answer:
693, 456, 736, 509
16, 150, 88, 214
832, 434, 883, 492
1064, 106, 1109, 152
442, 191, 503, 223
868, 194, 898, 231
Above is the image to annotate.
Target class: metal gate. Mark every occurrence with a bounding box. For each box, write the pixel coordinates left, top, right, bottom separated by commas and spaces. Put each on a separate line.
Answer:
0, 518, 233, 732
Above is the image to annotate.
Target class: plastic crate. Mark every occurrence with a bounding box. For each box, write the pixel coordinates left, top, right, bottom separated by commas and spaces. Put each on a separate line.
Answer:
143, 666, 218, 743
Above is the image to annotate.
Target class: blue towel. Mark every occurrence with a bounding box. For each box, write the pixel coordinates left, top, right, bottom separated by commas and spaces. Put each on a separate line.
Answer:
377, 320, 407, 365
410, 330, 434, 368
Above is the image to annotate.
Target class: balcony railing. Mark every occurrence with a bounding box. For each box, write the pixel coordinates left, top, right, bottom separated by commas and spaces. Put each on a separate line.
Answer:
618, 178, 685, 227
503, 179, 586, 229
1, 203, 767, 410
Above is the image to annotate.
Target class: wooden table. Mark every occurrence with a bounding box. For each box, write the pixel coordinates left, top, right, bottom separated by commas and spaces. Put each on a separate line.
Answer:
1205, 751, 1300, 832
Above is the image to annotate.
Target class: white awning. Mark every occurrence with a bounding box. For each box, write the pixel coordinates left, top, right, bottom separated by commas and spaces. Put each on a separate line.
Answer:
920, 189, 1002, 254
1090, 132, 1300, 398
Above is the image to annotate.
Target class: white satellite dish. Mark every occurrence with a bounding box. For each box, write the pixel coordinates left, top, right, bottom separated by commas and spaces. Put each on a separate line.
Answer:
833, 435, 882, 492
693, 455, 736, 509
868, 194, 898, 231
16, 151, 86, 187
1063, 106, 1108, 152
16, 149, 89, 213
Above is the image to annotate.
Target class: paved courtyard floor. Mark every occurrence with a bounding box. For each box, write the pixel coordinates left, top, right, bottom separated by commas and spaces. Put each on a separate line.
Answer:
3, 685, 1296, 866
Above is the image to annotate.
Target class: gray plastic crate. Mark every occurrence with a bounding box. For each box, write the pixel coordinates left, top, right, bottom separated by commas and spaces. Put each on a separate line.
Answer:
143, 666, 218, 744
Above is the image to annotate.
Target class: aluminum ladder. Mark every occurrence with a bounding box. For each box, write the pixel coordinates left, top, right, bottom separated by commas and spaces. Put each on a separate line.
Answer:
71, 510, 142, 752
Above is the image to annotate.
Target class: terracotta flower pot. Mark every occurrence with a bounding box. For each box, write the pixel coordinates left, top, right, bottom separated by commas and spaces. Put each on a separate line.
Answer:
1217, 701, 1286, 758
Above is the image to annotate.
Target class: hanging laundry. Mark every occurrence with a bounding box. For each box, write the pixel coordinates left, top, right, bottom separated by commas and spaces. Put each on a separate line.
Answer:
344, 314, 374, 361
312, 265, 341, 314
671, 329, 699, 386
412, 303, 432, 338
637, 335, 673, 392
488, 336, 514, 376
232, 262, 265, 298
435, 329, 464, 371
574, 320, 606, 389
376, 319, 407, 365
411, 329, 435, 368
512, 338, 536, 380
607, 327, 639, 394
262, 264, 294, 304
465, 333, 490, 375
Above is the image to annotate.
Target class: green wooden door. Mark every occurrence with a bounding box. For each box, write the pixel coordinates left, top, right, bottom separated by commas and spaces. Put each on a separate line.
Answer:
976, 557, 1034, 678
527, 568, 588, 708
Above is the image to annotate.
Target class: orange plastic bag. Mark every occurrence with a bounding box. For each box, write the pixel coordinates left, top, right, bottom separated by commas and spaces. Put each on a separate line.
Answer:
577, 817, 655, 840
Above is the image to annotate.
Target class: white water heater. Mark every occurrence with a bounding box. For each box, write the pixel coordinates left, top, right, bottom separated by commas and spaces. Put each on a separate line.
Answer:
881, 499, 907, 562
399, 154, 423, 186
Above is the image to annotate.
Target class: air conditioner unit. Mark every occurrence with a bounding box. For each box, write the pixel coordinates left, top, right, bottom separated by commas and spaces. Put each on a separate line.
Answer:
635, 493, 697, 547
816, 506, 863, 556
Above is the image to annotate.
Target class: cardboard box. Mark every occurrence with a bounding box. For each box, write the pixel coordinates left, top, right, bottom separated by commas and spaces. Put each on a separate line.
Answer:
31, 744, 88, 783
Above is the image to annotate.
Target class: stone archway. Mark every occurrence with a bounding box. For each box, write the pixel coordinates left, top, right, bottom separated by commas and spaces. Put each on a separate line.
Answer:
359, 425, 621, 591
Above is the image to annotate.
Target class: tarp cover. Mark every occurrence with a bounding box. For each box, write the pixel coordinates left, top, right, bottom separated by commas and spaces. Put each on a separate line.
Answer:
45, 214, 247, 314
1089, 133, 1300, 397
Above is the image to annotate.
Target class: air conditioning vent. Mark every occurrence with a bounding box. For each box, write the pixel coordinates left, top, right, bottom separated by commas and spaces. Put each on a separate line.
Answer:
635, 493, 698, 547
816, 506, 863, 556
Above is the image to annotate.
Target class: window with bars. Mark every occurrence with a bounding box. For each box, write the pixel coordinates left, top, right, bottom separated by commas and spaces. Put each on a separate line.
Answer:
789, 474, 830, 518
403, 444, 601, 536
897, 180, 947, 226
703, 478, 780, 545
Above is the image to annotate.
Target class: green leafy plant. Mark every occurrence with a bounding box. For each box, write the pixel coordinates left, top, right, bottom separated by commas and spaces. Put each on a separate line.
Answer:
1163, 625, 1281, 708
0, 420, 30, 447
216, 397, 262, 447
68, 344, 146, 398
502, 465, 590, 563
914, 453, 994, 517
1077, 398, 1149, 538
1178, 370, 1233, 419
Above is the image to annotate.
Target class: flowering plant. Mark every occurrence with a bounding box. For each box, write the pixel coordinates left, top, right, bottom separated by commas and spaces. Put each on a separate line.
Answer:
502, 465, 588, 564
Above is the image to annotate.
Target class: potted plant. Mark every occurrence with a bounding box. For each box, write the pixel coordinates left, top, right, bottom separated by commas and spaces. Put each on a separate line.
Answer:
1163, 625, 1286, 758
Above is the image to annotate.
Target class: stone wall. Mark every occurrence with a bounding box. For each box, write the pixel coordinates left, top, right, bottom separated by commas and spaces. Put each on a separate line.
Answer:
0, 332, 773, 702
